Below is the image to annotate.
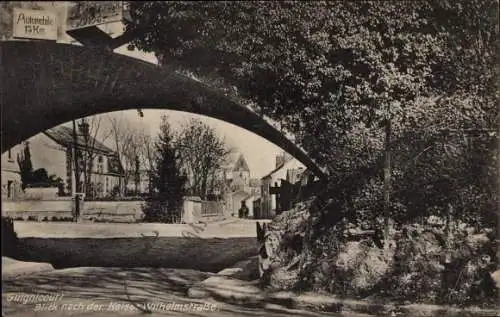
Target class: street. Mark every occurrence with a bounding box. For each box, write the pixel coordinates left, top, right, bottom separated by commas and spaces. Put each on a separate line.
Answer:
2, 267, 369, 317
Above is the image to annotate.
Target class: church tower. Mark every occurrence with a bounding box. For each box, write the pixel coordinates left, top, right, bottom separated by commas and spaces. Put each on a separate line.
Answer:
232, 154, 250, 190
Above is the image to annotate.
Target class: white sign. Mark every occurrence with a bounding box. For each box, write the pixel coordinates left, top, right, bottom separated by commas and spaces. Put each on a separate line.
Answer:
66, 1, 123, 31
12, 8, 58, 41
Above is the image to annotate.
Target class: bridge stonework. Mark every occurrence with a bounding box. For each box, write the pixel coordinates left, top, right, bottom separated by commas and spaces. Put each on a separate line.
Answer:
0, 41, 326, 179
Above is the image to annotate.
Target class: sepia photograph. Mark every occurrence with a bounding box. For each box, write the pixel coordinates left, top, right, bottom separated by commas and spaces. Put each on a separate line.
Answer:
1, 1, 499, 316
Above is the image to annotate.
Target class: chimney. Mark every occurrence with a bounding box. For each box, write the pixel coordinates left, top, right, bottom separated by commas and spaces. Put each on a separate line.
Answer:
78, 121, 90, 137
276, 154, 284, 168
283, 152, 293, 163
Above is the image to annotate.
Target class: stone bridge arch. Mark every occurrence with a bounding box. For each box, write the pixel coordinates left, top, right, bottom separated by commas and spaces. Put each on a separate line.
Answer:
0, 41, 326, 179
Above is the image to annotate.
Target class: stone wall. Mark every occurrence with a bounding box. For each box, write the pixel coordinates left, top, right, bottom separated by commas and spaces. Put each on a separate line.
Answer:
2, 199, 224, 223
82, 200, 145, 222
1, 199, 145, 222
24, 187, 60, 200
2, 199, 73, 220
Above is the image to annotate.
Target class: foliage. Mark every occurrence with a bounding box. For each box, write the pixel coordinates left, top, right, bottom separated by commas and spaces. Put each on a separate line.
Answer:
28, 168, 63, 188
126, 0, 497, 226
16, 142, 33, 190
16, 143, 64, 194
176, 118, 231, 200
145, 115, 186, 222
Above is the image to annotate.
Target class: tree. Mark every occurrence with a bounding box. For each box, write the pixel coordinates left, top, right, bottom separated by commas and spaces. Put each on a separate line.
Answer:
138, 131, 156, 195
108, 114, 145, 196
125, 2, 446, 178
16, 142, 32, 190
126, 1, 498, 230
76, 116, 111, 199
134, 154, 140, 194
176, 118, 232, 200
145, 115, 186, 222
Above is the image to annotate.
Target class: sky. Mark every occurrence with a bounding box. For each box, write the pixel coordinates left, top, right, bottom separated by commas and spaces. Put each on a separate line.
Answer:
97, 109, 286, 179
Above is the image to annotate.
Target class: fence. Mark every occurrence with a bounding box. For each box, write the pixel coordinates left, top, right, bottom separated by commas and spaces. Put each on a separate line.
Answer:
201, 200, 223, 217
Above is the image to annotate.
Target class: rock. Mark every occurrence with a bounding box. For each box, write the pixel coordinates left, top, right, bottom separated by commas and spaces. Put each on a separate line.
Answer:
187, 287, 208, 298
490, 270, 500, 289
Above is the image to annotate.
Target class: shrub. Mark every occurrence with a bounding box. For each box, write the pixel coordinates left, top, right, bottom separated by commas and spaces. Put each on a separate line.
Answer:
142, 196, 182, 223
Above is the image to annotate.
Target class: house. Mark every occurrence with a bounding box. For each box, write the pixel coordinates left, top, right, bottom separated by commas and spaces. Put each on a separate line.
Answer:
1, 144, 24, 200
43, 124, 125, 198
260, 152, 306, 217
228, 189, 251, 217
2, 123, 125, 199
243, 194, 260, 218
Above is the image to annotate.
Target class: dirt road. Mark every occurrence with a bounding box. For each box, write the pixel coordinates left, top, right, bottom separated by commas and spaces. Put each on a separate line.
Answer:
2, 267, 365, 317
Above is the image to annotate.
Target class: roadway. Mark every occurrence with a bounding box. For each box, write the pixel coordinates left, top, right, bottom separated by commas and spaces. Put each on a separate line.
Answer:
2, 267, 370, 317
13, 219, 272, 238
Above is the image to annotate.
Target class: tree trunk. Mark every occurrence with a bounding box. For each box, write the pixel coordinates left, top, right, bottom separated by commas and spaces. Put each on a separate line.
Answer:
135, 156, 140, 194
383, 117, 392, 238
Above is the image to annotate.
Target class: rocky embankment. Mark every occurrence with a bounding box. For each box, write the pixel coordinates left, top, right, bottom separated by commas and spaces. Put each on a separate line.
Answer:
258, 198, 498, 307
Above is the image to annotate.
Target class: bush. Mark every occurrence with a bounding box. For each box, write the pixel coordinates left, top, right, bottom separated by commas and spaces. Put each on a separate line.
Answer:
2, 217, 18, 257
142, 196, 182, 223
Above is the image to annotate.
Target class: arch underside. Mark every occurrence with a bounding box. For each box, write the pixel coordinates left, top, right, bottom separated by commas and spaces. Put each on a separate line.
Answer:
0, 41, 326, 178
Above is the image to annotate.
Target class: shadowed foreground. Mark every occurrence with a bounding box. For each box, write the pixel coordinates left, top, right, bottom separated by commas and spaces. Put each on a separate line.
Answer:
2, 267, 344, 317
15, 237, 257, 272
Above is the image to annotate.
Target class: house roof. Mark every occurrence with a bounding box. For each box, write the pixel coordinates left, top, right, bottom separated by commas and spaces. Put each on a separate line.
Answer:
262, 160, 290, 178
261, 155, 294, 179
287, 167, 305, 184
233, 154, 250, 172
231, 189, 252, 198
249, 178, 261, 187
44, 125, 114, 154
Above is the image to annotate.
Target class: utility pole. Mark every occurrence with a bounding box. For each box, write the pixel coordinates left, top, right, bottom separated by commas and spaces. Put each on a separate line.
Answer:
72, 119, 81, 222
72, 119, 80, 193
80, 118, 89, 196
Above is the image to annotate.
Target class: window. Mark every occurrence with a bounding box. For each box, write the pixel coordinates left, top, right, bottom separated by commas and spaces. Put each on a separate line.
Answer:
8, 148, 12, 160
97, 156, 104, 174
7, 181, 13, 198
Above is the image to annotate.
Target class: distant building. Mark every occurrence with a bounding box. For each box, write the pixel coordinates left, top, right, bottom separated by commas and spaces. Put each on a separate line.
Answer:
223, 153, 261, 217
44, 124, 125, 198
231, 154, 250, 191
2, 123, 125, 199
1, 144, 24, 200
260, 152, 306, 217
